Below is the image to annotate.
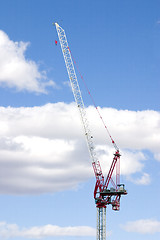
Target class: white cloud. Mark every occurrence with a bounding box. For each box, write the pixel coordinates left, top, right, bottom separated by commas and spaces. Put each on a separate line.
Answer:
121, 218, 160, 234
94, 145, 146, 177
0, 103, 159, 194
0, 222, 96, 238
91, 107, 160, 153
0, 30, 55, 93
128, 172, 151, 185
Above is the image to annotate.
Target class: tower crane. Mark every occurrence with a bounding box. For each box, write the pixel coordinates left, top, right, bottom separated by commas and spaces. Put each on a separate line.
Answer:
54, 23, 127, 240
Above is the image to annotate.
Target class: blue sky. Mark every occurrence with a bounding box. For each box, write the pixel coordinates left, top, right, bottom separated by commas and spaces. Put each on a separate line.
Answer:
0, 0, 159, 240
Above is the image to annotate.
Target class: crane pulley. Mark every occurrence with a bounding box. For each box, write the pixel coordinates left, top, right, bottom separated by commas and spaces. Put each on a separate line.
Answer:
54, 22, 127, 240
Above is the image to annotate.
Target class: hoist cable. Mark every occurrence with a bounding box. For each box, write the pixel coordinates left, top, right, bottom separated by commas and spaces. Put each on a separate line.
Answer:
68, 47, 119, 151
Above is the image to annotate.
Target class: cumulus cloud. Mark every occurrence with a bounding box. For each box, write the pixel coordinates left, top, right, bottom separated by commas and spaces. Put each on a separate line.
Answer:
0, 222, 96, 239
121, 218, 160, 234
128, 172, 151, 185
0, 103, 159, 194
0, 30, 55, 93
93, 107, 160, 153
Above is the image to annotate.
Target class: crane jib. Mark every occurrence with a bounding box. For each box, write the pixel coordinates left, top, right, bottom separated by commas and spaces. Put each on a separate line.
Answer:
54, 22, 101, 173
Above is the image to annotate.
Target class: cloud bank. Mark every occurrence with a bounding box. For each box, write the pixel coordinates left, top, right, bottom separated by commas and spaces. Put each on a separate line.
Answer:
121, 218, 160, 234
0, 222, 96, 239
0, 103, 159, 194
0, 30, 55, 93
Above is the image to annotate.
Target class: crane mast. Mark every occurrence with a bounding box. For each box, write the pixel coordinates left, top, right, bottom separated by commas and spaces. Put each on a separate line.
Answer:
54, 23, 127, 240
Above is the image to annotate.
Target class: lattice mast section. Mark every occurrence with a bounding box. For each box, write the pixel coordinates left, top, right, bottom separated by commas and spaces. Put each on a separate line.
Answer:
97, 208, 106, 240
55, 23, 103, 180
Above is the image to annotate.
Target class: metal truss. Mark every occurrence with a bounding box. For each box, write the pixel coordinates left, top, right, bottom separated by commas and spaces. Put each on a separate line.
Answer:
55, 23, 102, 177
97, 207, 106, 240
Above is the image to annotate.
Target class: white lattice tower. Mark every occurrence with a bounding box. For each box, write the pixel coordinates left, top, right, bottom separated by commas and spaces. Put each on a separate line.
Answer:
97, 207, 106, 240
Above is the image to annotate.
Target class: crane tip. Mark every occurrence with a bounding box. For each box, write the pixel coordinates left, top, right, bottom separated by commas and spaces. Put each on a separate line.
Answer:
52, 22, 58, 26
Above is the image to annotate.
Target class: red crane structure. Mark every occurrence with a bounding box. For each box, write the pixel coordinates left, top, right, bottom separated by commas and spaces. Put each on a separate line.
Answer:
54, 22, 127, 240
